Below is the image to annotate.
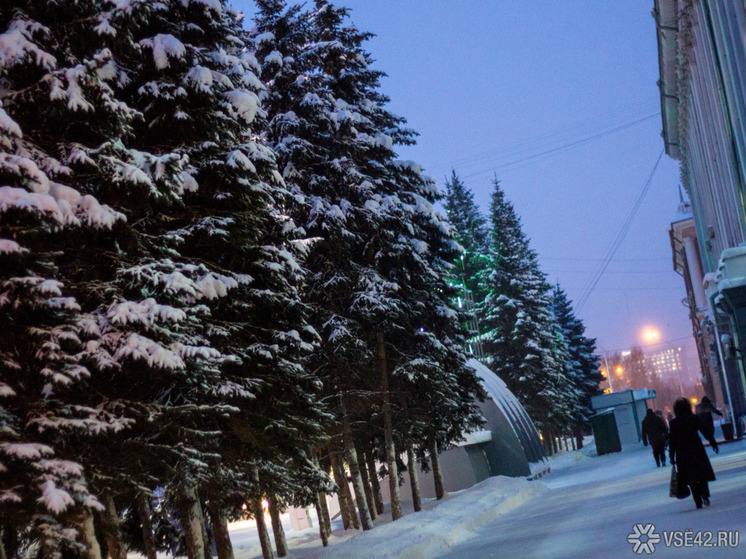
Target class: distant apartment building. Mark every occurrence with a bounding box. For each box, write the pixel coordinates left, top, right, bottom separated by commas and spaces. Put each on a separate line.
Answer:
654, 0, 746, 434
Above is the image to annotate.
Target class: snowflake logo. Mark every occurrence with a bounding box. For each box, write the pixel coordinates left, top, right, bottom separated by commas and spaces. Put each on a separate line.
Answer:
627, 523, 661, 554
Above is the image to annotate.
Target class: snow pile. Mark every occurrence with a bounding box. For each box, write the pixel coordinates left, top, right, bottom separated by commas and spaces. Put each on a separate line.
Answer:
548, 449, 591, 471
301, 476, 546, 559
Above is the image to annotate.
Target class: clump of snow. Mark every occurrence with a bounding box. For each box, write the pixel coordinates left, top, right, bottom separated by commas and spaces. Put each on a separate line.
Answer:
1, 442, 54, 459
254, 32, 275, 46
374, 132, 393, 150
107, 298, 187, 327
94, 13, 117, 37
0, 239, 26, 255
180, 171, 199, 193
0, 20, 57, 70
140, 34, 186, 70
224, 90, 259, 124
227, 150, 256, 172
113, 333, 186, 370
187, 65, 213, 90
0, 106, 22, 138
263, 50, 283, 66
38, 481, 74, 514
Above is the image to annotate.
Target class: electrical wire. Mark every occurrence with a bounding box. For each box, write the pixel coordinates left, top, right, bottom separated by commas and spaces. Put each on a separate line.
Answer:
460, 114, 659, 179
574, 149, 665, 313
601, 336, 694, 354
431, 102, 660, 176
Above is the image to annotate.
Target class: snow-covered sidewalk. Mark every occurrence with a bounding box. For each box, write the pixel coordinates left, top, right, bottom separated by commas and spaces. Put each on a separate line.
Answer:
441, 440, 746, 558
231, 475, 546, 559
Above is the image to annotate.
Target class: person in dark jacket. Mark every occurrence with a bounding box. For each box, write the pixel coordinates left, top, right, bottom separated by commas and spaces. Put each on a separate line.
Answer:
669, 397, 719, 509
695, 396, 723, 441
642, 408, 669, 467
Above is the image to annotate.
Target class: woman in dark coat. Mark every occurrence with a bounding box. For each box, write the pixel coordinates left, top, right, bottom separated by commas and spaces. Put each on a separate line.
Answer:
669, 397, 719, 508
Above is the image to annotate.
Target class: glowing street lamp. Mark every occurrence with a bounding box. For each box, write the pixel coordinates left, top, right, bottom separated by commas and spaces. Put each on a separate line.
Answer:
642, 327, 660, 344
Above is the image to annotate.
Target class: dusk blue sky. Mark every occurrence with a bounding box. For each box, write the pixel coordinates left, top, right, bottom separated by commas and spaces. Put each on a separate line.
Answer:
235, 1, 692, 357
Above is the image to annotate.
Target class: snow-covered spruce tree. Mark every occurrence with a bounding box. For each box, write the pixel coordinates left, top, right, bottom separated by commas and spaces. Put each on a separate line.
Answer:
477, 178, 573, 433
0, 2, 134, 556
253, 0, 387, 529
443, 170, 491, 356
255, 0, 484, 524
550, 284, 603, 448
87, 2, 326, 558
1, 1, 325, 557
384, 162, 486, 500
443, 170, 490, 301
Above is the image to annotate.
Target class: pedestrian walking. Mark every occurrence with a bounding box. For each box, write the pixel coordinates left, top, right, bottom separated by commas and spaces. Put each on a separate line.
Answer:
695, 396, 723, 441
669, 397, 719, 509
642, 408, 669, 467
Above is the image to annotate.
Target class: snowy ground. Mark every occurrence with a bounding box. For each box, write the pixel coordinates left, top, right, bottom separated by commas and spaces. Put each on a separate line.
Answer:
441, 439, 746, 558
229, 438, 746, 558
230, 475, 544, 559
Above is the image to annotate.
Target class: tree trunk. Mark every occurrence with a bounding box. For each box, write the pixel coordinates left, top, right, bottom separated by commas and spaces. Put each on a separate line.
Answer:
571, 434, 577, 451
177, 482, 206, 559
357, 443, 377, 520
202, 519, 212, 559
378, 331, 402, 521
76, 510, 103, 559
574, 425, 584, 450
312, 454, 332, 545
267, 496, 288, 557
428, 438, 445, 500
365, 444, 385, 515
313, 493, 330, 547
252, 497, 275, 559
206, 500, 234, 559
342, 419, 373, 530
327, 441, 355, 530
100, 492, 126, 559
406, 445, 422, 512
136, 493, 158, 559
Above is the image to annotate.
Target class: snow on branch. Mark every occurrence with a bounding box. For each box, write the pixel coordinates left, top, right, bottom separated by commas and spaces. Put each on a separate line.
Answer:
139, 34, 186, 70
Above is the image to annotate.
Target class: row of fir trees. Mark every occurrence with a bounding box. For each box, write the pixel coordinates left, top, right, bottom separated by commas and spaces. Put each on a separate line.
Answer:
0, 1, 599, 558
0, 1, 485, 558
443, 172, 603, 454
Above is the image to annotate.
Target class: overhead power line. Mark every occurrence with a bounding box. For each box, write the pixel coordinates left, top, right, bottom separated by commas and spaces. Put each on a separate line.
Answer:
574, 149, 665, 313
431, 102, 660, 177
459, 114, 660, 179
600, 336, 694, 354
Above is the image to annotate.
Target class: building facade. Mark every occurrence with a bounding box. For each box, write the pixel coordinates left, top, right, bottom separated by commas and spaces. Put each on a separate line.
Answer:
655, 0, 746, 434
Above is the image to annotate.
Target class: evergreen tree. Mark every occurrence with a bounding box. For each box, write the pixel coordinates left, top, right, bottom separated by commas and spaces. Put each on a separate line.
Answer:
550, 284, 603, 440
3, 1, 326, 557
255, 0, 484, 524
443, 170, 491, 356
92, 3, 326, 557
0, 2, 137, 555
478, 178, 572, 432
443, 170, 489, 301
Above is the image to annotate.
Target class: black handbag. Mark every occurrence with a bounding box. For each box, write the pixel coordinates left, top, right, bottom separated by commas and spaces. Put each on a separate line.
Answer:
669, 465, 690, 499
